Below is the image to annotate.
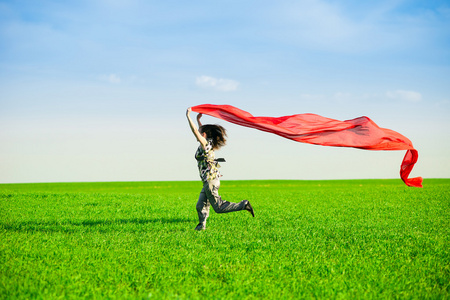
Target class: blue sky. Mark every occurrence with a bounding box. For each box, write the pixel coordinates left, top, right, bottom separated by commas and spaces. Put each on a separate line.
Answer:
1, 0, 449, 183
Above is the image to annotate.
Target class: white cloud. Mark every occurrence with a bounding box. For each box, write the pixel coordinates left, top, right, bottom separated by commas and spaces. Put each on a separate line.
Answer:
195, 76, 239, 92
386, 90, 422, 102
299, 93, 324, 101
99, 73, 121, 84
108, 74, 121, 84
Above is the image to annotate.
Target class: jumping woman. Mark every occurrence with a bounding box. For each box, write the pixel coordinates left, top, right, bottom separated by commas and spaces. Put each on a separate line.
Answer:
186, 107, 255, 231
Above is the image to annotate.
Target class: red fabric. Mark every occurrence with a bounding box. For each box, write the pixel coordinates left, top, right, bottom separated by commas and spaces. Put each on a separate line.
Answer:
192, 104, 423, 187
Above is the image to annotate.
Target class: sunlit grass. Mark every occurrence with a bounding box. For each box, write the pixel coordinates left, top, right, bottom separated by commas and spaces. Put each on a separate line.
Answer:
1, 179, 449, 299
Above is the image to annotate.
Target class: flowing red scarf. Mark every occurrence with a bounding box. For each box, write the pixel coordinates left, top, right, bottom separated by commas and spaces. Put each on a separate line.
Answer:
191, 104, 422, 187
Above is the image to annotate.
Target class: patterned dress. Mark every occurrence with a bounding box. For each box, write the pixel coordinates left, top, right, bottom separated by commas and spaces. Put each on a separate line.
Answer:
195, 139, 221, 183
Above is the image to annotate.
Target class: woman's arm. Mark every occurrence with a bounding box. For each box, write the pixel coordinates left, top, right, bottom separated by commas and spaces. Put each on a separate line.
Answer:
197, 113, 203, 127
187, 108, 207, 149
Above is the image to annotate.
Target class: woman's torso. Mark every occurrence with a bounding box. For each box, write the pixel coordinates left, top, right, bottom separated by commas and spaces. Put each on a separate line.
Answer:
195, 140, 220, 182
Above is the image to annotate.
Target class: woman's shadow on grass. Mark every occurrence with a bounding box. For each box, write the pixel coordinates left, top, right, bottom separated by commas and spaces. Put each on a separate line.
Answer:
1, 217, 191, 233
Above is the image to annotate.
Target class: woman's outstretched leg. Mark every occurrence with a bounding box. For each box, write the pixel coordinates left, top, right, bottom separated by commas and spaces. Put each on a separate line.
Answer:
205, 179, 254, 216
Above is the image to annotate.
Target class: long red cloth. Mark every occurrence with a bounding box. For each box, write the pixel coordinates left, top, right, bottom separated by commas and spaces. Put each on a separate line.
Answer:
191, 104, 422, 187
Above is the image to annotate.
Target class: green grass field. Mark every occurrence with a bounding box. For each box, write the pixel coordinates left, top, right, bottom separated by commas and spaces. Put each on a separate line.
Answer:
1, 179, 449, 299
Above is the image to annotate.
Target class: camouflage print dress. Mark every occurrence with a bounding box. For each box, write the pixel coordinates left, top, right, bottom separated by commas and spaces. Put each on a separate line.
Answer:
195, 139, 221, 183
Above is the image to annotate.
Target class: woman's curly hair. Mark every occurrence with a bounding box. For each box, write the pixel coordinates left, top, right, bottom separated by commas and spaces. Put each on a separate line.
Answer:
199, 124, 227, 150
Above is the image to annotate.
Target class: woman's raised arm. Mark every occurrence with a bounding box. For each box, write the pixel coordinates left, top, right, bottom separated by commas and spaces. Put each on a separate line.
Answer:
186, 108, 207, 148
197, 113, 203, 127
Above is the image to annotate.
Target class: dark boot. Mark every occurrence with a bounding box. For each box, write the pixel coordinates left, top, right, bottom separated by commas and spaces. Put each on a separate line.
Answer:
244, 200, 255, 217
